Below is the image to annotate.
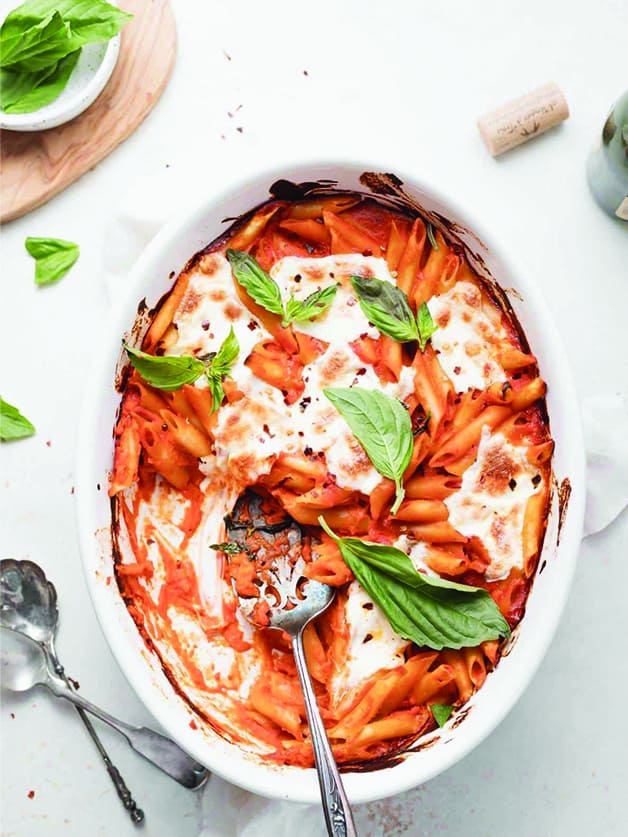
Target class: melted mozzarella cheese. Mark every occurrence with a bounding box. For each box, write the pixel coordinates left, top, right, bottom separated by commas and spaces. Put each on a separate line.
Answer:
171, 253, 267, 376
445, 428, 542, 580
172, 253, 415, 496
270, 254, 391, 344
291, 348, 415, 492
428, 281, 507, 392
393, 535, 438, 576
335, 581, 408, 697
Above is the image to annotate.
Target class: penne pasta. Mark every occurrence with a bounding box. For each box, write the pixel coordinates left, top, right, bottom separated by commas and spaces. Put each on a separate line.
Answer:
397, 218, 425, 297
405, 473, 461, 500
392, 499, 449, 523
110, 191, 553, 769
428, 406, 512, 469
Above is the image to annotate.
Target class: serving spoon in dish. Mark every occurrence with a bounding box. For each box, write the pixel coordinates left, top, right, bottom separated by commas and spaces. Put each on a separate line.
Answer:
0, 560, 208, 791
224, 491, 358, 837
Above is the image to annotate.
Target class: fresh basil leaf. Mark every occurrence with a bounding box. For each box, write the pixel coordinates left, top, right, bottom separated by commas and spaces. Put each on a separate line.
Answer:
430, 704, 453, 727
417, 302, 438, 351
205, 374, 225, 415
46, 0, 132, 50
205, 327, 240, 413
283, 284, 338, 327
1, 56, 65, 109
426, 222, 439, 251
324, 387, 413, 514
210, 326, 239, 377
0, 397, 36, 441
351, 275, 419, 342
0, 9, 69, 71
319, 518, 510, 650
124, 344, 206, 391
226, 249, 284, 317
1, 49, 79, 112
210, 542, 247, 555
25, 236, 79, 285
0, 1, 132, 71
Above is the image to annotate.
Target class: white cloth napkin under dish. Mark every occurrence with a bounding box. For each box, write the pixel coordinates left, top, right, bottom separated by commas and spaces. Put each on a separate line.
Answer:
103, 169, 628, 837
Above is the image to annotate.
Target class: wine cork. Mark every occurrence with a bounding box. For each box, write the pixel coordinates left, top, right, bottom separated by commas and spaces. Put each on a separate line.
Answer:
478, 83, 569, 156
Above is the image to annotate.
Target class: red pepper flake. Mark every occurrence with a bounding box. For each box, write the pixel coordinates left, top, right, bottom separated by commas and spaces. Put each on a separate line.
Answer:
45, 440, 52, 447
106, 576, 111, 586
27, 790, 35, 799
10, 712, 15, 719
303, 69, 309, 76
453, 366, 462, 375
70, 486, 75, 495
189, 719, 198, 730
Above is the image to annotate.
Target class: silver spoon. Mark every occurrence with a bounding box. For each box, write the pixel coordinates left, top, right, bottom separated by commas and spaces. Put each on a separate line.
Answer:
225, 492, 358, 837
0, 561, 208, 791
0, 559, 144, 823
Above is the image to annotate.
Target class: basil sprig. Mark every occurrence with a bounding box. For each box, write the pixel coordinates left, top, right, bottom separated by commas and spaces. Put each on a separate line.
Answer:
324, 387, 412, 514
226, 249, 284, 316
227, 249, 336, 326
124, 327, 240, 411
416, 302, 438, 351
350, 276, 437, 351
431, 704, 454, 727
205, 327, 239, 413
318, 518, 510, 650
124, 345, 206, 391
0, 397, 35, 441
25, 236, 79, 285
283, 284, 338, 327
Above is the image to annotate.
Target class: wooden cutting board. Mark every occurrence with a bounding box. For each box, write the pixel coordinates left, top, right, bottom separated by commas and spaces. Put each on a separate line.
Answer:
0, 0, 176, 224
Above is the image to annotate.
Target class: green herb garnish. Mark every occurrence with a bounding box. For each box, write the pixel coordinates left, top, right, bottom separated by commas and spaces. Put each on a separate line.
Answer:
204, 327, 240, 413
25, 236, 79, 285
227, 249, 336, 326
426, 222, 439, 250
210, 542, 247, 555
350, 275, 419, 342
226, 249, 283, 315
318, 517, 510, 650
282, 284, 338, 327
324, 387, 413, 514
431, 704, 454, 727
124, 327, 240, 409
350, 275, 437, 351
1, 397, 35, 441
417, 302, 438, 351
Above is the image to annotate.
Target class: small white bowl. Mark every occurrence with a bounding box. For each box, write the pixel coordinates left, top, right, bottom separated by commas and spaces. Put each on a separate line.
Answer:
0, 0, 120, 132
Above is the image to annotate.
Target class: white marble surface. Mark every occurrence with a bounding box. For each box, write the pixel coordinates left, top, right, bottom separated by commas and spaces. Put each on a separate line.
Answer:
1, 1, 627, 835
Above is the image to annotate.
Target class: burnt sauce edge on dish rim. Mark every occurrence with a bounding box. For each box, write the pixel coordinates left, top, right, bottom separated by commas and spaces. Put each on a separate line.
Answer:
109, 171, 569, 771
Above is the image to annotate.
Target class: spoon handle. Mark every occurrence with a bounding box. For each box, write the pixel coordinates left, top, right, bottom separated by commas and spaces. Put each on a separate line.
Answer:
55, 663, 144, 824
44, 672, 208, 790
293, 629, 358, 837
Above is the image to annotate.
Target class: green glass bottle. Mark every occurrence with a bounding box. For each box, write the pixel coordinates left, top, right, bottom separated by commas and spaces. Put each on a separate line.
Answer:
586, 91, 628, 221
